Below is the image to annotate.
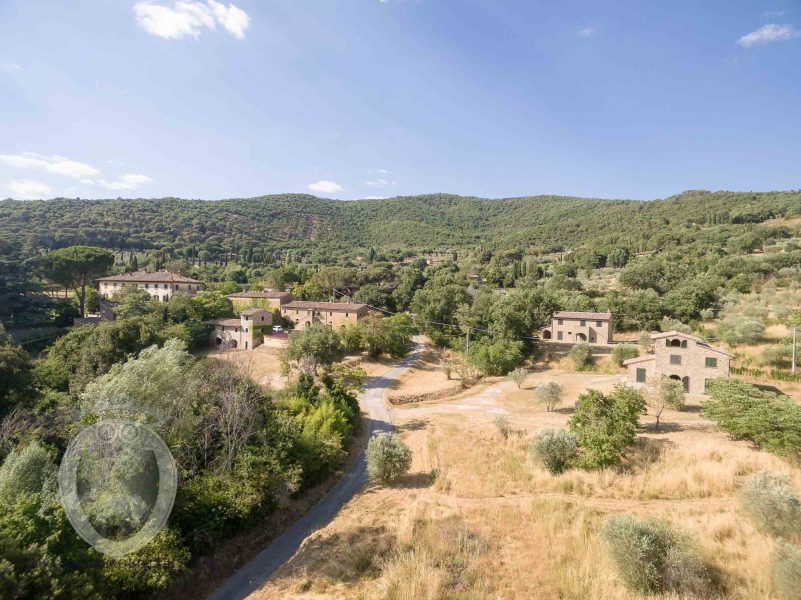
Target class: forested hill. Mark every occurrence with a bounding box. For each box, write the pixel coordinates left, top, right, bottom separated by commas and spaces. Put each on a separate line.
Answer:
1, 190, 799, 262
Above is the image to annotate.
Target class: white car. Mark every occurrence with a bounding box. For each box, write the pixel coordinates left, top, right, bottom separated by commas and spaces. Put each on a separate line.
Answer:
272, 325, 284, 333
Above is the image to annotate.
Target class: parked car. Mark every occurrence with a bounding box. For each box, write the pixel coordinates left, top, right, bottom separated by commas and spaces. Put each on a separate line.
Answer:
272, 325, 283, 333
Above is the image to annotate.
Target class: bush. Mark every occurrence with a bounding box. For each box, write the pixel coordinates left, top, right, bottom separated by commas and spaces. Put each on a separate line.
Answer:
529, 430, 577, 475
611, 344, 639, 367
714, 316, 765, 346
467, 338, 524, 376
600, 514, 709, 594
762, 344, 793, 369
703, 379, 801, 457
0, 442, 56, 503
739, 471, 801, 539
533, 381, 563, 411
508, 367, 527, 388
366, 433, 412, 484
568, 342, 593, 371
569, 386, 646, 469
493, 413, 511, 439
771, 540, 801, 600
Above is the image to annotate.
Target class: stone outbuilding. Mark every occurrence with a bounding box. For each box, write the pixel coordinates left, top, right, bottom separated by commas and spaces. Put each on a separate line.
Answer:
226, 290, 294, 311
280, 301, 369, 330
208, 308, 273, 350
623, 330, 734, 395
540, 311, 613, 345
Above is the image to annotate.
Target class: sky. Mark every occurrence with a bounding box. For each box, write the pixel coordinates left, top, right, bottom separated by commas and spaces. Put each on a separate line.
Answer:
1, 1, 800, 201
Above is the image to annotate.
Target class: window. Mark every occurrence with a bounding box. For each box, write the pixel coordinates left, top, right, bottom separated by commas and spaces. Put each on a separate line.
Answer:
580, 320, 586, 326
557, 331, 563, 341
636, 368, 646, 383
144, 283, 149, 289
346, 313, 349, 317
681, 340, 687, 348
557, 319, 563, 325
705, 357, 718, 368
670, 354, 681, 365
596, 321, 602, 327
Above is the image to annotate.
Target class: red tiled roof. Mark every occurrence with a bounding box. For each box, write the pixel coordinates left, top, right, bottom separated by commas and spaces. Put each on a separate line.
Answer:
240, 308, 270, 315
283, 301, 368, 313
553, 311, 612, 320
227, 291, 292, 299
208, 318, 241, 327
622, 354, 655, 366
651, 331, 735, 358
97, 270, 203, 284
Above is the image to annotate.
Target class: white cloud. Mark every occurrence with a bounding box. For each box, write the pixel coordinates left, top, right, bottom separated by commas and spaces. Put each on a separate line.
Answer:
134, 1, 251, 40
737, 23, 800, 47
308, 180, 343, 194
0, 152, 99, 178
6, 179, 52, 200
763, 11, 786, 20
1, 62, 22, 74
363, 196, 386, 200
94, 174, 154, 190
579, 26, 595, 38
364, 178, 396, 188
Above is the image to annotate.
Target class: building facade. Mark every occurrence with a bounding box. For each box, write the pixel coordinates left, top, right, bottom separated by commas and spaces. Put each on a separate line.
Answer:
541, 311, 613, 345
97, 271, 205, 302
227, 290, 293, 311
623, 331, 734, 395
280, 301, 369, 330
208, 308, 273, 350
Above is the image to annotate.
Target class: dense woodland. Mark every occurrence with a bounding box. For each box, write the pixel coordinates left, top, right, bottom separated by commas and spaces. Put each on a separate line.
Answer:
1, 190, 801, 598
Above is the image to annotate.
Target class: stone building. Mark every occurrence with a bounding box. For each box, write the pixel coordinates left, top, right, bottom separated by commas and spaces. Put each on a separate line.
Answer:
623, 330, 734, 395
280, 301, 369, 330
540, 311, 613, 345
97, 271, 205, 302
208, 308, 273, 350
226, 290, 294, 311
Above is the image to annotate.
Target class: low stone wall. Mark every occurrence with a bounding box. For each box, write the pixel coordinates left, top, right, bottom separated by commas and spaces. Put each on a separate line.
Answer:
387, 378, 486, 405
261, 335, 289, 349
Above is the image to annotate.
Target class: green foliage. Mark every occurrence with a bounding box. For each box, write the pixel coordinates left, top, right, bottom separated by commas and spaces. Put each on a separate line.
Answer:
770, 540, 801, 600
569, 386, 646, 469
185, 290, 235, 321
285, 324, 343, 372
113, 287, 160, 319
366, 433, 412, 484
467, 338, 524, 376
600, 514, 709, 594
714, 316, 765, 346
0, 345, 32, 408
739, 471, 801, 540
359, 314, 415, 358
102, 528, 190, 595
410, 278, 470, 347
703, 379, 801, 457
529, 430, 578, 475
611, 344, 639, 367
40, 246, 114, 316
0, 442, 56, 504
533, 381, 563, 411
508, 367, 527, 388
568, 342, 593, 371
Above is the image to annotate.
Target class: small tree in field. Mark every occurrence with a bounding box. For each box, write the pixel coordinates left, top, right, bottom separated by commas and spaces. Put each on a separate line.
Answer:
611, 344, 639, 367
568, 343, 593, 371
508, 367, 527, 389
441, 360, 453, 380
534, 381, 563, 412
366, 433, 412, 484
529, 430, 577, 475
647, 375, 685, 431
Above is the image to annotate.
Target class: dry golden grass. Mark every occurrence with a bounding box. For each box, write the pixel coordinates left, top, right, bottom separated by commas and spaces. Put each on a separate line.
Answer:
248, 364, 801, 600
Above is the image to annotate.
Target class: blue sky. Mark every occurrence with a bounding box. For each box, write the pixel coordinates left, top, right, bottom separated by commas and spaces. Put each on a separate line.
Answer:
1, 1, 800, 201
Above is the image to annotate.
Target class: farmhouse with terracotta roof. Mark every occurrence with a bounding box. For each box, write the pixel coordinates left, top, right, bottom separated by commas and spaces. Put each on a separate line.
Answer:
540, 311, 613, 345
97, 270, 205, 302
623, 330, 734, 395
281, 300, 369, 330
208, 308, 273, 350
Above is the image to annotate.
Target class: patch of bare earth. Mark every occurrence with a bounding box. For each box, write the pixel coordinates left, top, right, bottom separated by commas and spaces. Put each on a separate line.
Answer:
247, 365, 800, 600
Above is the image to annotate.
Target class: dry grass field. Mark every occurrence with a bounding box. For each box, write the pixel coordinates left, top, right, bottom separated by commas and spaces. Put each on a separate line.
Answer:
247, 366, 800, 600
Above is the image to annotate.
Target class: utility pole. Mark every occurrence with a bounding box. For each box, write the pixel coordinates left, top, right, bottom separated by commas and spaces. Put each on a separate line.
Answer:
792, 325, 797, 375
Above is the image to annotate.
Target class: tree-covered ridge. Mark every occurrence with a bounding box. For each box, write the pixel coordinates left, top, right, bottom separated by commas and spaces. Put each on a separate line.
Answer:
2, 190, 800, 263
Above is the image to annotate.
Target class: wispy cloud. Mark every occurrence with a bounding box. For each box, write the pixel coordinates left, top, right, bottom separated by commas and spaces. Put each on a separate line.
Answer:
308, 180, 343, 194
363, 196, 387, 200
364, 178, 396, 188
737, 23, 800, 47
579, 26, 595, 38
0, 152, 99, 178
1, 62, 22, 74
134, 0, 251, 40
94, 174, 154, 190
763, 11, 786, 20
6, 179, 52, 200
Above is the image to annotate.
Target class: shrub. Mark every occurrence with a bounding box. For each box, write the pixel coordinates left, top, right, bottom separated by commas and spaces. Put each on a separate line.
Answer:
508, 367, 527, 388
568, 342, 593, 371
611, 344, 639, 367
493, 413, 511, 439
659, 317, 692, 334
529, 430, 578, 475
762, 344, 793, 369
467, 338, 524, 376
533, 381, 563, 411
770, 540, 801, 600
703, 379, 801, 457
647, 375, 686, 431
569, 386, 646, 469
739, 471, 801, 539
600, 514, 709, 594
366, 433, 412, 484
0, 442, 56, 503
714, 316, 765, 346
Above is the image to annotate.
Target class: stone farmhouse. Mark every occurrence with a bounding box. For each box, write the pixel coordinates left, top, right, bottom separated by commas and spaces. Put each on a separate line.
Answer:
281, 300, 369, 330
97, 271, 205, 302
226, 290, 294, 311
208, 308, 273, 350
541, 311, 613, 345
623, 330, 734, 395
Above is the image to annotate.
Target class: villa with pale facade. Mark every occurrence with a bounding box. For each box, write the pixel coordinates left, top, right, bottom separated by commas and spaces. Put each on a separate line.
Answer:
623, 330, 734, 395
97, 271, 205, 302
281, 301, 369, 330
541, 311, 614, 345
208, 308, 273, 350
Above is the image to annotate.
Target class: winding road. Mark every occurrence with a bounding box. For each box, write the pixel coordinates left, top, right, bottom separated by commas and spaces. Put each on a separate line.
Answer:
207, 341, 422, 600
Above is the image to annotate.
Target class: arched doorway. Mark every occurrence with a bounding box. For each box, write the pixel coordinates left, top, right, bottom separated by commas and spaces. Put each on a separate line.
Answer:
576, 333, 587, 342
543, 330, 552, 340
230, 339, 238, 349
681, 376, 690, 392
216, 337, 223, 347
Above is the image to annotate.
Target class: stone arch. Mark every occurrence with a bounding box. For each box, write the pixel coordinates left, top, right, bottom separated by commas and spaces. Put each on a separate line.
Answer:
576, 332, 587, 342
543, 330, 552, 340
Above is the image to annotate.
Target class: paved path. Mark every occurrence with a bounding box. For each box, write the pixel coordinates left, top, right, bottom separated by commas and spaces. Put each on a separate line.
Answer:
207, 342, 422, 600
